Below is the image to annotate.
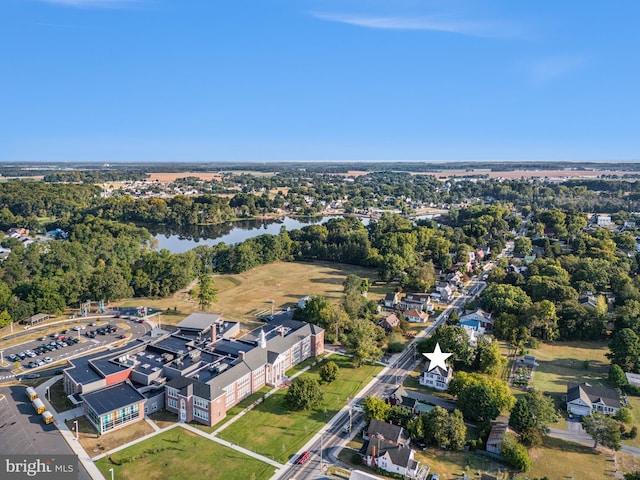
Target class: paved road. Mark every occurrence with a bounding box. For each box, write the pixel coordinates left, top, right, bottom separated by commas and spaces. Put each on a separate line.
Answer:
275, 252, 498, 480
0, 386, 91, 480
548, 424, 640, 457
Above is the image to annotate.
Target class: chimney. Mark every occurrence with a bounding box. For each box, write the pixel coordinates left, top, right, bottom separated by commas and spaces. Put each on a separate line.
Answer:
239, 351, 246, 361
210, 323, 217, 345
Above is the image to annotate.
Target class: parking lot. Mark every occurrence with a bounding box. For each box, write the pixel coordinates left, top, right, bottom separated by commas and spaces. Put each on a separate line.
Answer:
0, 316, 150, 381
0, 386, 92, 479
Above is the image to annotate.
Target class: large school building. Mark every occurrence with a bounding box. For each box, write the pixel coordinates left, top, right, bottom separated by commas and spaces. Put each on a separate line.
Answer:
63, 312, 324, 433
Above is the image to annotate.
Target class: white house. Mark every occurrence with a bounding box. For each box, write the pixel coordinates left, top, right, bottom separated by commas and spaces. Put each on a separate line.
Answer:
596, 215, 612, 227
419, 360, 453, 391
566, 382, 621, 417
398, 293, 433, 312
404, 309, 428, 323
364, 432, 426, 479
383, 293, 400, 309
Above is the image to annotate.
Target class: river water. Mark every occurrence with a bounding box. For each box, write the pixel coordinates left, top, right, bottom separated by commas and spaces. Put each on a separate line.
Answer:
152, 216, 370, 253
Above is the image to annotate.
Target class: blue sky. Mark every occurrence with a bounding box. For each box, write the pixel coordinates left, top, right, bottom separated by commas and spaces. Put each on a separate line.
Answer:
2, 0, 639, 162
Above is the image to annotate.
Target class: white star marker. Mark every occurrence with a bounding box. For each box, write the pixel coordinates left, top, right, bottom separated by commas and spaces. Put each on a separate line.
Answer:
423, 342, 452, 372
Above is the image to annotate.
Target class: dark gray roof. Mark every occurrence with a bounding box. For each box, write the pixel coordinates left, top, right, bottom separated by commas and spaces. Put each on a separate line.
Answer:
65, 344, 134, 384
424, 361, 451, 378
81, 382, 145, 415
367, 419, 405, 444
365, 438, 413, 468
567, 383, 621, 408
166, 375, 215, 401
177, 313, 222, 331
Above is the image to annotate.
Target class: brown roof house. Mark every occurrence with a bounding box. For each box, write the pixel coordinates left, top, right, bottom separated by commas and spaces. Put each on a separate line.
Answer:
379, 313, 401, 332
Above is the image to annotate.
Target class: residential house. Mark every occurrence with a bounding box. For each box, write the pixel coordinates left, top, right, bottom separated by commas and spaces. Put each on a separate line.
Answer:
459, 308, 493, 331
379, 313, 400, 332
566, 382, 622, 417
459, 323, 481, 347
596, 215, 612, 227
404, 309, 428, 323
486, 422, 517, 455
388, 387, 435, 415
578, 292, 598, 308
364, 437, 422, 478
365, 419, 410, 446
419, 360, 453, 391
398, 293, 433, 312
383, 292, 400, 309
435, 284, 455, 303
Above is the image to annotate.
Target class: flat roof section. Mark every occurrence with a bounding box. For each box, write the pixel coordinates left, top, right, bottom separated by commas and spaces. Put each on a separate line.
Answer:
177, 313, 222, 331
81, 382, 146, 415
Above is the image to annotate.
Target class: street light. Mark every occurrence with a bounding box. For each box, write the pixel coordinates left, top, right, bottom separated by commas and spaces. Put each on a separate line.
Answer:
73, 420, 78, 440
108, 468, 114, 480
46, 387, 50, 402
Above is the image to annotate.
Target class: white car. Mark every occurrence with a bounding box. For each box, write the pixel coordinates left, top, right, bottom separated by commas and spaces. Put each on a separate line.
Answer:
73, 325, 86, 331
44, 357, 53, 363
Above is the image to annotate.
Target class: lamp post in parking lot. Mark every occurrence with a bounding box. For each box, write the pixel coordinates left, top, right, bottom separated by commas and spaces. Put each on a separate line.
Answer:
108, 468, 114, 480
73, 420, 78, 440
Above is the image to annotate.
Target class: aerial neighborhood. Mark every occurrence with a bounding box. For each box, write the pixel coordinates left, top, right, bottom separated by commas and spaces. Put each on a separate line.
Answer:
1, 162, 640, 480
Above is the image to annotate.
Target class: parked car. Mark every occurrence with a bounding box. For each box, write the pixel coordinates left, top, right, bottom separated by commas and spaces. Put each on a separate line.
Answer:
44, 357, 53, 363
25, 373, 40, 379
116, 334, 127, 339
73, 325, 86, 331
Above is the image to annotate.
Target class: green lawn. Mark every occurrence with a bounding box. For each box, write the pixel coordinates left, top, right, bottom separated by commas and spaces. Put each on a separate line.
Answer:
95, 428, 275, 480
219, 355, 382, 463
528, 340, 610, 395
194, 386, 271, 434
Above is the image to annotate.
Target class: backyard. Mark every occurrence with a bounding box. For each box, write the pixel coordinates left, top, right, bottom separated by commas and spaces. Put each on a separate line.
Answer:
95, 427, 275, 480
219, 354, 382, 463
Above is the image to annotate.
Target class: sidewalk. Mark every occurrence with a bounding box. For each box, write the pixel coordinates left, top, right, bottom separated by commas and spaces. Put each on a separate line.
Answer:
34, 376, 106, 480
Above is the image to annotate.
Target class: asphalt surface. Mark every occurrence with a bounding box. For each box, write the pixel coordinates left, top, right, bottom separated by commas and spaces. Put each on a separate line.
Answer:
0, 315, 149, 382
277, 256, 496, 480
0, 386, 91, 480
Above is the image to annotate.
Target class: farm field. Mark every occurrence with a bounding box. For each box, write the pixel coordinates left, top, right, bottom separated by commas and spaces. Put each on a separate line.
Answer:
95, 428, 275, 480
219, 355, 382, 463
120, 261, 387, 324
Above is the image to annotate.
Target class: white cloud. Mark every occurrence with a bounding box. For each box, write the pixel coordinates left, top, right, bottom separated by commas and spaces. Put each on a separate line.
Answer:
525, 55, 587, 84
39, 0, 140, 8
311, 12, 524, 38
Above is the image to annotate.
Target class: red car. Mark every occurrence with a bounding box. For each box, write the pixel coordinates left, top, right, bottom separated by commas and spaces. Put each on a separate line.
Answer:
295, 451, 310, 464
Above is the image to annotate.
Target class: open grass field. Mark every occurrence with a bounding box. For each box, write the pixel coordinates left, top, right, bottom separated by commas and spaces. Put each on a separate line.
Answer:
512, 436, 639, 480
120, 261, 388, 325
95, 427, 275, 480
219, 355, 382, 463
528, 340, 610, 395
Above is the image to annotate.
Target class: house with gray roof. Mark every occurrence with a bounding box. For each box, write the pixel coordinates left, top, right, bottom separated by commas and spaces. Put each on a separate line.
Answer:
419, 360, 453, 391
566, 382, 621, 417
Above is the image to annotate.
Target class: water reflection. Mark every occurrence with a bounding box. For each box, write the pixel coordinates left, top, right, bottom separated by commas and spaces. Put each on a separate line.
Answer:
151, 216, 369, 253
